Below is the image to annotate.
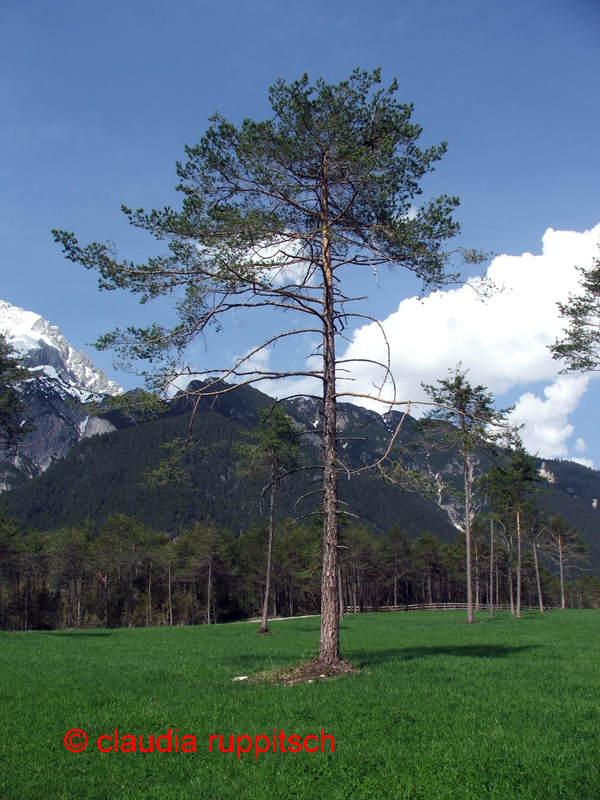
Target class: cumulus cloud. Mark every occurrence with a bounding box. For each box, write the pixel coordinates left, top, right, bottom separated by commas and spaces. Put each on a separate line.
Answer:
510, 374, 589, 457
331, 223, 600, 463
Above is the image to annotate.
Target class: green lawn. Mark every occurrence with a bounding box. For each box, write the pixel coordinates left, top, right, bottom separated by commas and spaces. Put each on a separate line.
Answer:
1, 610, 600, 799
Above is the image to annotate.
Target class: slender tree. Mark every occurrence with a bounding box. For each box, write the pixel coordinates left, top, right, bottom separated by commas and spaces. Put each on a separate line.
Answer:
53, 69, 478, 664
487, 441, 543, 618
542, 515, 588, 609
412, 366, 511, 622
236, 404, 301, 633
524, 505, 547, 614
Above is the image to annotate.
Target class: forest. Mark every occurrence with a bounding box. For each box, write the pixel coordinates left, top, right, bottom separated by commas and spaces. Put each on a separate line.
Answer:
1, 505, 597, 632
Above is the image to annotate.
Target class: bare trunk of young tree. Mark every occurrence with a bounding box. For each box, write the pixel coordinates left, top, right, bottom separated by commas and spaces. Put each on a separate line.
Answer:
533, 541, 544, 614
507, 553, 515, 616
206, 559, 212, 625
168, 561, 173, 627
475, 549, 480, 612
76, 577, 82, 629
23, 570, 30, 631
489, 520, 494, 619
259, 476, 276, 634
97, 571, 109, 628
516, 509, 522, 619
147, 559, 152, 627
427, 569, 433, 605
338, 565, 344, 620
104, 578, 109, 628
496, 563, 499, 607
559, 540, 566, 610
318, 178, 341, 665
463, 448, 474, 623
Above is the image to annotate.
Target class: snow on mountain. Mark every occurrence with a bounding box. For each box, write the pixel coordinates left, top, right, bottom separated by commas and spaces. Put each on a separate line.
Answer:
0, 299, 124, 490
0, 299, 123, 396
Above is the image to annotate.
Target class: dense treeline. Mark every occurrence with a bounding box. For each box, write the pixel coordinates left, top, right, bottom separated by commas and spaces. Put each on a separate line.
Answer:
1, 507, 598, 631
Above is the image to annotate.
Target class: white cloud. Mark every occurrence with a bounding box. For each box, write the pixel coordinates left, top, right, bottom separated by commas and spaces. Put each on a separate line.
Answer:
575, 438, 587, 454
510, 374, 589, 457
248, 223, 600, 464
332, 223, 600, 462
570, 457, 595, 469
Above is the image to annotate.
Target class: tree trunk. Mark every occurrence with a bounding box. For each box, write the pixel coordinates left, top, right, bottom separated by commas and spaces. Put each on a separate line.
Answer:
475, 551, 480, 612
76, 577, 82, 628
559, 538, 566, 610
533, 541, 544, 614
23, 569, 30, 631
259, 478, 276, 634
168, 561, 173, 626
206, 559, 212, 625
147, 559, 152, 627
463, 448, 474, 623
338, 564, 344, 620
495, 563, 499, 608
489, 520, 494, 618
508, 555, 514, 616
318, 185, 341, 664
104, 576, 109, 628
427, 569, 432, 605
516, 509, 522, 618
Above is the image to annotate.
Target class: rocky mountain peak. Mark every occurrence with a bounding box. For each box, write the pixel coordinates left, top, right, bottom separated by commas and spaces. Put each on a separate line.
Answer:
0, 299, 124, 490
0, 299, 123, 397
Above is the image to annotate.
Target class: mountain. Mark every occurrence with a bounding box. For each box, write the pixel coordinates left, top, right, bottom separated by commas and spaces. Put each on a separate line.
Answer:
2, 369, 600, 565
2, 299, 600, 562
2, 379, 459, 541
0, 299, 123, 489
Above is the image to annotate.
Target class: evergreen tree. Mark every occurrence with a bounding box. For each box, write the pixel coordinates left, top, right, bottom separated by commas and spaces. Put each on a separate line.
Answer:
412, 366, 511, 622
487, 441, 543, 618
551, 254, 600, 371
542, 515, 588, 609
235, 404, 302, 633
53, 69, 478, 664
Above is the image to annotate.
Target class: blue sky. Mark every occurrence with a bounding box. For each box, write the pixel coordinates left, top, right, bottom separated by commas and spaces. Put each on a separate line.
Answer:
1, 0, 599, 463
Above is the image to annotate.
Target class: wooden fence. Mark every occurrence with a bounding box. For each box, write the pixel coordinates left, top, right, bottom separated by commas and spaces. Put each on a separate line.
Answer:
344, 603, 512, 613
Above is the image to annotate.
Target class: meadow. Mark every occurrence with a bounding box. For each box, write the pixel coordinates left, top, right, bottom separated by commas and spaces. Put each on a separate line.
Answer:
1, 610, 599, 800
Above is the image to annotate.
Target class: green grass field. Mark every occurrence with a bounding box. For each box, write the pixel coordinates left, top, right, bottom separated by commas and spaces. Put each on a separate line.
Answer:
2, 610, 600, 799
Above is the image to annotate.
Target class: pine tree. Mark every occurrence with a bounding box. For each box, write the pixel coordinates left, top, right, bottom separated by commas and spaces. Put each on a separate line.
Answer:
486, 441, 543, 618
235, 404, 302, 633
551, 255, 600, 371
53, 69, 477, 664
412, 366, 511, 622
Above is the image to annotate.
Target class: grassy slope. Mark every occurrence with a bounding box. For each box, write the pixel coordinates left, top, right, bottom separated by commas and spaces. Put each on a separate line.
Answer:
1, 611, 599, 800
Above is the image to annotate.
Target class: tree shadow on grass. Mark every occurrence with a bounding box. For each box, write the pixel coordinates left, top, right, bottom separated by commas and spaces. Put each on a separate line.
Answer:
352, 644, 541, 667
